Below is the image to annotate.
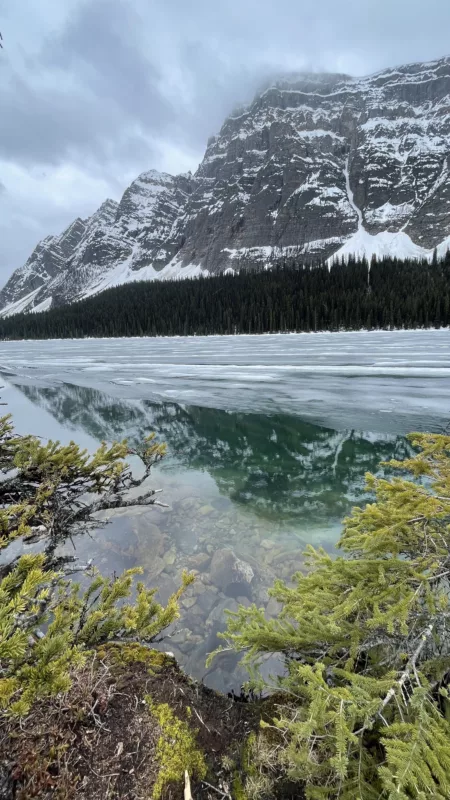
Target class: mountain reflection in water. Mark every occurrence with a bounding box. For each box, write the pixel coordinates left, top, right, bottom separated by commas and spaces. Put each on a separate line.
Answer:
16, 381, 412, 524
9, 380, 413, 691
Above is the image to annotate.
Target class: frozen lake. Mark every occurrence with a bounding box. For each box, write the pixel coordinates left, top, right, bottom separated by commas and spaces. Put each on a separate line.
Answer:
1, 329, 449, 690
1, 329, 450, 432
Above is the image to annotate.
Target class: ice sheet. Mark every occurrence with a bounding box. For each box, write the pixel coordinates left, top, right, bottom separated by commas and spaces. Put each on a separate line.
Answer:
1, 329, 449, 433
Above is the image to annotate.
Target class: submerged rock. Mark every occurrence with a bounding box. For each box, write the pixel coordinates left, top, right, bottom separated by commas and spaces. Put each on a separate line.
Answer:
209, 548, 255, 599
198, 505, 215, 516
186, 552, 211, 570
206, 597, 240, 626
266, 596, 282, 617
260, 538, 276, 550
181, 596, 198, 610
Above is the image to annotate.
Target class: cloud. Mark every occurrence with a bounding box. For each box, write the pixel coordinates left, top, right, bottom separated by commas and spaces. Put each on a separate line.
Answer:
42, 1, 175, 143
0, 2, 172, 169
0, 0, 449, 282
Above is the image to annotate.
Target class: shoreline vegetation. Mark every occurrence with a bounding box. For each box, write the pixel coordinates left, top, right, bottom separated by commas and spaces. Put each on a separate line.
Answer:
1, 253, 450, 340
2, 411, 450, 798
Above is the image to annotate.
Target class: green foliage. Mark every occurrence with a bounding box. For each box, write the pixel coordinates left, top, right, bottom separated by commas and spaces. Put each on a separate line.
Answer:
1, 253, 450, 339
0, 551, 193, 716
213, 432, 450, 798
0, 412, 190, 716
0, 412, 166, 550
146, 697, 207, 799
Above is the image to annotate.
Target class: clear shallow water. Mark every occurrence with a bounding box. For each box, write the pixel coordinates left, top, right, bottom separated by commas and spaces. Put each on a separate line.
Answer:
1, 330, 449, 690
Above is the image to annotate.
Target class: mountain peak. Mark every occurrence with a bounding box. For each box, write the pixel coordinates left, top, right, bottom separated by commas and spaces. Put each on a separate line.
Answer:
135, 169, 174, 184
89, 198, 119, 225
100, 198, 119, 211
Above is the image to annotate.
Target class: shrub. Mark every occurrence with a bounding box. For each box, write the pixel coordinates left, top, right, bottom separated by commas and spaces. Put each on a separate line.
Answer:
213, 433, 450, 799
0, 412, 192, 716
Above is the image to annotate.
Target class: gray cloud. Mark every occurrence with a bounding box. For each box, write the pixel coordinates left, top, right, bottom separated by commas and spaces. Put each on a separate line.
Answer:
42, 1, 175, 139
1, 0, 449, 282
0, 1, 172, 168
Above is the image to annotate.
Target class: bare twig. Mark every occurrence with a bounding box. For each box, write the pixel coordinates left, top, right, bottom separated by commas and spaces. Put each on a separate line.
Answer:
192, 706, 211, 733
378, 623, 434, 715
354, 622, 435, 736
185, 770, 193, 800
201, 780, 231, 798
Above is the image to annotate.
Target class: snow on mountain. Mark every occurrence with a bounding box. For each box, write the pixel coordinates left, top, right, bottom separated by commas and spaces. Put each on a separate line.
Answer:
329, 228, 431, 262
327, 155, 437, 262
1, 55, 450, 316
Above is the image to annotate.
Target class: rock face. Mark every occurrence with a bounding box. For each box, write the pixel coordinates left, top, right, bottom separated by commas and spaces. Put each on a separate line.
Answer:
2, 56, 450, 315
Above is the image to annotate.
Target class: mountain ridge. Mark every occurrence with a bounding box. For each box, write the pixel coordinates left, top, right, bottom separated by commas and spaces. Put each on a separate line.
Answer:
1, 54, 450, 316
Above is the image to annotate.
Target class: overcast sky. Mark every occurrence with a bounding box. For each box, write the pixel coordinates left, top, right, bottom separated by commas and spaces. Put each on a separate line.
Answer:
1, 0, 449, 284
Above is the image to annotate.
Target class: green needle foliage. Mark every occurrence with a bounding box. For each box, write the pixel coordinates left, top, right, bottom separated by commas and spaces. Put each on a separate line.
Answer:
0, 555, 193, 716
212, 432, 450, 799
0, 411, 167, 550
0, 412, 192, 717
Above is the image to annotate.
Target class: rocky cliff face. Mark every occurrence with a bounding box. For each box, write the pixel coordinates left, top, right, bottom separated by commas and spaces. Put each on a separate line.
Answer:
2, 56, 450, 315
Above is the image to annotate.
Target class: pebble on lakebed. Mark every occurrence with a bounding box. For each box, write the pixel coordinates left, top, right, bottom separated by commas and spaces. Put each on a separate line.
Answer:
96, 500, 312, 691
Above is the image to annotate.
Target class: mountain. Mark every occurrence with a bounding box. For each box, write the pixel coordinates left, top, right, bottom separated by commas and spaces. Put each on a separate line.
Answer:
0, 174, 198, 316
2, 55, 450, 316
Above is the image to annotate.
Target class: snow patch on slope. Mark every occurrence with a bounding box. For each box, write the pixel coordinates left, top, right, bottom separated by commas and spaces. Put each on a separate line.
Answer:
1, 288, 42, 318
436, 235, 450, 259
365, 202, 415, 226
329, 228, 430, 262
329, 158, 434, 263
31, 297, 53, 313
81, 253, 208, 299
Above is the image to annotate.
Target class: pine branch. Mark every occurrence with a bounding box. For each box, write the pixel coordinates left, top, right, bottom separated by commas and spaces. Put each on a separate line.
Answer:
353, 623, 435, 738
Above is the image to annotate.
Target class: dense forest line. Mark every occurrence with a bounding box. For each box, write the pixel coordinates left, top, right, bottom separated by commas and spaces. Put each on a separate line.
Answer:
1, 252, 450, 339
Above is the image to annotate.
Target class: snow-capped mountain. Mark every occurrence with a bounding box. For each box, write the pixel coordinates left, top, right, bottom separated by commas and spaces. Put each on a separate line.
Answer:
2, 55, 450, 316
0, 173, 198, 316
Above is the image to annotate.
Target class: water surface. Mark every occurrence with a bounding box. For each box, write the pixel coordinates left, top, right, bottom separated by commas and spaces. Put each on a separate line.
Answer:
1, 330, 449, 690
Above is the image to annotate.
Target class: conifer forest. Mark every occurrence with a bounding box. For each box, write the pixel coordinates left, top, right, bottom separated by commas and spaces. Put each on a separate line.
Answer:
1, 252, 450, 340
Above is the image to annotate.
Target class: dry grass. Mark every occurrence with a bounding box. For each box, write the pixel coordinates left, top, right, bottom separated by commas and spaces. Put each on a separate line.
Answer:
0, 647, 261, 800
1, 655, 159, 800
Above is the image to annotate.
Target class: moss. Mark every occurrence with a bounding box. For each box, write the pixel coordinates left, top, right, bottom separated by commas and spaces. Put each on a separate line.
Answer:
100, 642, 170, 670
233, 772, 249, 800
146, 696, 207, 799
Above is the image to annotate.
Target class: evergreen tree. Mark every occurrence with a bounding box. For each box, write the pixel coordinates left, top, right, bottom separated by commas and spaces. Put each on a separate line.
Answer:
211, 432, 450, 799
0, 412, 193, 716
